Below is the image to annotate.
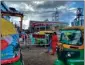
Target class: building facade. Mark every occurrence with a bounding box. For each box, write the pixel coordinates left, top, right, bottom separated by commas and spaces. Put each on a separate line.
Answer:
29, 20, 68, 33
71, 8, 84, 26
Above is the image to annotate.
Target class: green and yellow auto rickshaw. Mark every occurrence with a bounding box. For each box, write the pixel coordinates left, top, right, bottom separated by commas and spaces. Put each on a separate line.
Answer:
33, 31, 54, 46
54, 26, 84, 65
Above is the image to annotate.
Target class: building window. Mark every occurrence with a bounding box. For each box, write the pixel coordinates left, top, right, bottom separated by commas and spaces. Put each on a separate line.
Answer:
40, 27, 45, 31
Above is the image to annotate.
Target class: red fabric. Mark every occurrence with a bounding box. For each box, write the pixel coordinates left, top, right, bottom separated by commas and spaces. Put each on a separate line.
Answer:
52, 47, 56, 54
1, 40, 8, 50
51, 35, 58, 54
33, 34, 45, 38
1, 54, 20, 64
52, 35, 58, 47
21, 35, 25, 38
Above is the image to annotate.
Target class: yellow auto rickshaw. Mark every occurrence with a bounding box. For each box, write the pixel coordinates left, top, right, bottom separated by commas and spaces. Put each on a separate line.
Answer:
54, 26, 84, 65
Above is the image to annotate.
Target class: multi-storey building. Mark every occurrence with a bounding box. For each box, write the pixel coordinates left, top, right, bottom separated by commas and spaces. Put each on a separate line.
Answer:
29, 20, 68, 33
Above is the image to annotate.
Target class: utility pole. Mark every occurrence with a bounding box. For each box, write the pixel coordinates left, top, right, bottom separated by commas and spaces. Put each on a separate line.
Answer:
52, 8, 59, 21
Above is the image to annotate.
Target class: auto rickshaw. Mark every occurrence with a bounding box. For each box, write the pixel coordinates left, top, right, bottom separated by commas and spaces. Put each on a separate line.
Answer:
1, 18, 24, 65
54, 26, 84, 65
33, 31, 54, 46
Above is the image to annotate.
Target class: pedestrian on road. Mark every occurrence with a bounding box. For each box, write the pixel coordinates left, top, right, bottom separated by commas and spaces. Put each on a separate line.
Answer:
51, 32, 59, 55
21, 34, 25, 42
45, 34, 52, 53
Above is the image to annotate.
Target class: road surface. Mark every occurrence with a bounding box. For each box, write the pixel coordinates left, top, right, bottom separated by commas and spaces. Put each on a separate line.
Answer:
21, 46, 57, 65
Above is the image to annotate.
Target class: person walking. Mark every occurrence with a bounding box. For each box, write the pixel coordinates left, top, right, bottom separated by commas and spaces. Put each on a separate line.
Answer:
45, 34, 52, 53
51, 32, 59, 55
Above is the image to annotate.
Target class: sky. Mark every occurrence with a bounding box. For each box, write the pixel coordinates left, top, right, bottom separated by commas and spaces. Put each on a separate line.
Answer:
4, 1, 84, 29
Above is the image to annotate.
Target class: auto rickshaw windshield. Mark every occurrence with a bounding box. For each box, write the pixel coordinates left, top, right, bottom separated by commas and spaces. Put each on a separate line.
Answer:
60, 30, 82, 46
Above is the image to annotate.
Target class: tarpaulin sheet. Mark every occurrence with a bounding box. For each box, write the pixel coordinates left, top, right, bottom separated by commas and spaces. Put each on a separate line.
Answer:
1, 18, 17, 36
1, 34, 19, 61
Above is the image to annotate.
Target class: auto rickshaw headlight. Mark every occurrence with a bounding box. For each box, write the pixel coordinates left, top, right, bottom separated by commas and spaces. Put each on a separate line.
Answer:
66, 52, 75, 57
66, 51, 80, 58
67, 52, 71, 57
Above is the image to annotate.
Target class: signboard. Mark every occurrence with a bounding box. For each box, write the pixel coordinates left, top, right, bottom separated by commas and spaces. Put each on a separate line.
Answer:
32, 22, 58, 27
33, 34, 45, 38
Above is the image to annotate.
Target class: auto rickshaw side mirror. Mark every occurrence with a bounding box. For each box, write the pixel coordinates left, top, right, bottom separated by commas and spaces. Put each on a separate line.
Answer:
57, 43, 63, 51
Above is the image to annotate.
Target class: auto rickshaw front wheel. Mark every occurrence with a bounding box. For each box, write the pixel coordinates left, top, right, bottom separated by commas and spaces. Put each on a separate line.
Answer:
54, 59, 64, 65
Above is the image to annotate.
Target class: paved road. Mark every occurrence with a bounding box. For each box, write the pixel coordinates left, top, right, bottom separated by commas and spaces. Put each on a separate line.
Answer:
21, 46, 57, 65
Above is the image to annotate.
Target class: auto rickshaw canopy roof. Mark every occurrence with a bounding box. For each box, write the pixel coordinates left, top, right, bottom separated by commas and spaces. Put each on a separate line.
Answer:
0, 18, 17, 36
60, 26, 84, 49
64, 26, 84, 32
39, 31, 54, 35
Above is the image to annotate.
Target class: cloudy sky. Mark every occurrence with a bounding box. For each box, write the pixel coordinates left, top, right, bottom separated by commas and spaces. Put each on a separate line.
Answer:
4, 1, 84, 29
